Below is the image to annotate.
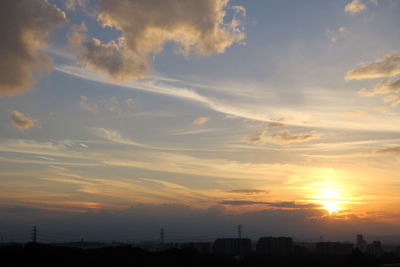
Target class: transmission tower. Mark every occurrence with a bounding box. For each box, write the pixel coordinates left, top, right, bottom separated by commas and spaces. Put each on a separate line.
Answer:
32, 226, 37, 243
160, 228, 164, 245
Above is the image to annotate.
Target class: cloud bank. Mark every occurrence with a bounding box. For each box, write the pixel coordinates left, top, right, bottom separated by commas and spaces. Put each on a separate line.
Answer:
0, 0, 66, 95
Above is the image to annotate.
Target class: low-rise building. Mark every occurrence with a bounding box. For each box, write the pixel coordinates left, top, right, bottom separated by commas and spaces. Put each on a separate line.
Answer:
256, 237, 293, 254
213, 238, 252, 255
316, 242, 353, 255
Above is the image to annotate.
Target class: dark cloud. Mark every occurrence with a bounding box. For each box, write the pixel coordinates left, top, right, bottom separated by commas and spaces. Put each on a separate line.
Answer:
219, 200, 270, 206
227, 189, 269, 195
219, 200, 320, 209
375, 147, 400, 155
0, 0, 66, 95
268, 202, 320, 209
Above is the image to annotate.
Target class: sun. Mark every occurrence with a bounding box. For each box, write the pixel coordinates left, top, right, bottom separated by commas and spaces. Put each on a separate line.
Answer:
317, 187, 341, 214
321, 199, 340, 214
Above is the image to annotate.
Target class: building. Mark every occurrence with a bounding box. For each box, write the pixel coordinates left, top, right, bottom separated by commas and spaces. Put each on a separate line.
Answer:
256, 237, 293, 254
316, 242, 354, 255
212, 238, 252, 255
180, 242, 211, 254
356, 234, 368, 252
367, 241, 382, 256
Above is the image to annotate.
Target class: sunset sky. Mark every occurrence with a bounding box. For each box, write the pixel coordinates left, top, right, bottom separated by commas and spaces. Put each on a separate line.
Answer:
1, 0, 400, 243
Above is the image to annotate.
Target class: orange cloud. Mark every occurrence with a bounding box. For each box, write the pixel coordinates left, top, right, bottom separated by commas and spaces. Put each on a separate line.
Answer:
10, 111, 37, 131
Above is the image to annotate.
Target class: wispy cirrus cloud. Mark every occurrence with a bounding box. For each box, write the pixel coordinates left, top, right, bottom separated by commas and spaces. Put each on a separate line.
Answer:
57, 64, 400, 133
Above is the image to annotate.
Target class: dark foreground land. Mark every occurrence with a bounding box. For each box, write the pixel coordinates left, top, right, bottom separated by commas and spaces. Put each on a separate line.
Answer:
0, 243, 398, 267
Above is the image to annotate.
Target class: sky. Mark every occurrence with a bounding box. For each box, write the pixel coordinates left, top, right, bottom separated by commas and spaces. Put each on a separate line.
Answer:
1, 0, 400, 244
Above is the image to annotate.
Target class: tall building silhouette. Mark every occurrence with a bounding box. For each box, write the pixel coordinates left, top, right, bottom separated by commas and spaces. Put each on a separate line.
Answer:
356, 234, 367, 252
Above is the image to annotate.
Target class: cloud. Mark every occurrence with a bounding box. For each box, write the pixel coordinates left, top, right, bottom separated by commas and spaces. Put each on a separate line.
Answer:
170, 128, 220, 136
79, 95, 98, 112
10, 111, 37, 131
93, 127, 191, 151
350, 55, 400, 109
69, 0, 245, 81
374, 147, 400, 155
384, 95, 400, 107
346, 53, 400, 80
271, 130, 320, 144
69, 24, 149, 81
326, 26, 348, 44
193, 117, 209, 125
277, 116, 295, 122
219, 200, 320, 209
345, 0, 367, 14
246, 131, 268, 145
372, 106, 389, 113
268, 122, 285, 128
65, 0, 86, 11
227, 189, 269, 195
359, 78, 400, 97
270, 202, 320, 209
219, 200, 270, 206
0, 0, 66, 95
345, 110, 366, 116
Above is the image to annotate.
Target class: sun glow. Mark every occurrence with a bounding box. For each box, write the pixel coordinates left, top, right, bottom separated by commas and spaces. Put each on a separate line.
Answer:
311, 185, 344, 214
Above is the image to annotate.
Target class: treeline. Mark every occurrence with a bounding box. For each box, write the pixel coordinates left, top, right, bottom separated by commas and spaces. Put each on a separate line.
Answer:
0, 243, 395, 267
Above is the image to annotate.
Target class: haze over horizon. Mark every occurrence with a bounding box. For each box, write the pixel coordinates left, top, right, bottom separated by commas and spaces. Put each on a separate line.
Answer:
1, 0, 400, 244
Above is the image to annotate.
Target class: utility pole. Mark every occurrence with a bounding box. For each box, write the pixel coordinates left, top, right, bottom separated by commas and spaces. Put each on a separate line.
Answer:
32, 226, 37, 243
